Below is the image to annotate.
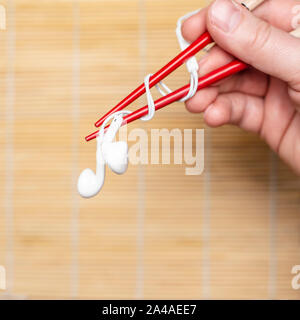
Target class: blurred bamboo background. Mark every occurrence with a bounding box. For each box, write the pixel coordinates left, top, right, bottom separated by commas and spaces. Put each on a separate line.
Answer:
0, 0, 299, 299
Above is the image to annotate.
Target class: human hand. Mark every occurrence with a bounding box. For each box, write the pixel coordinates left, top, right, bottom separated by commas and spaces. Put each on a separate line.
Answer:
182, 0, 300, 174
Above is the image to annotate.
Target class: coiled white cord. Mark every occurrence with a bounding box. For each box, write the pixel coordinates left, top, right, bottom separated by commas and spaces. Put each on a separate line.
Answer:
98, 110, 132, 141
78, 9, 204, 198
99, 10, 202, 126
141, 9, 201, 121
140, 74, 156, 121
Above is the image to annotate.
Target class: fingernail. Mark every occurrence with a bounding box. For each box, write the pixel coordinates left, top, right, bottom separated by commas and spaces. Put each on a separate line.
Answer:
210, 0, 242, 33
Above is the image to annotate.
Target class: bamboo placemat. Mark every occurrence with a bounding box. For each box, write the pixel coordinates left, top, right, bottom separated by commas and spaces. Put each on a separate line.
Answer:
0, 0, 299, 299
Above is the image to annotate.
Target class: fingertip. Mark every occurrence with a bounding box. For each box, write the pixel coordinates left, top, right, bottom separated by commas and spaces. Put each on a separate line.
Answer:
185, 88, 218, 113
181, 9, 207, 43
181, 16, 199, 43
204, 103, 230, 127
185, 99, 198, 113
185, 98, 202, 113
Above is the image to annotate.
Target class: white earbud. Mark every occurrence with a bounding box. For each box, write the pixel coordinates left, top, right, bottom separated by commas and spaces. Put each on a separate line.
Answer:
102, 115, 128, 175
77, 111, 131, 198
77, 138, 106, 198
102, 140, 128, 175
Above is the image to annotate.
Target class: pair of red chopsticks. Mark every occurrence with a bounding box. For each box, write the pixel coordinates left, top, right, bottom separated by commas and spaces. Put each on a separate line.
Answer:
85, 31, 247, 142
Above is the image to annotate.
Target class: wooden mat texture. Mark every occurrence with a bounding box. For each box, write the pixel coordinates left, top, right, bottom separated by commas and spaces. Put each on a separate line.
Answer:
0, 0, 299, 299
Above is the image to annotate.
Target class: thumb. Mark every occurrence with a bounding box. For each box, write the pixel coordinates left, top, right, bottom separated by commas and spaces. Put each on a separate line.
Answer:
207, 0, 300, 89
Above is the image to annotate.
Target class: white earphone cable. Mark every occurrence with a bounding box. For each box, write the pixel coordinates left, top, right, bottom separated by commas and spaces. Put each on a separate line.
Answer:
78, 9, 203, 198
140, 74, 156, 121
98, 10, 202, 131
98, 110, 132, 141
141, 9, 201, 120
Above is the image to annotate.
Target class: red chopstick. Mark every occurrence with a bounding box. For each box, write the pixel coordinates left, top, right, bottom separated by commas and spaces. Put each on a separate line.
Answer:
85, 60, 247, 142
94, 31, 213, 128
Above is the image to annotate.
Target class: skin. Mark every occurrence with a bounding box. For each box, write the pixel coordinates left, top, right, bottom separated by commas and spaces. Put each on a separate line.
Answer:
181, 0, 300, 174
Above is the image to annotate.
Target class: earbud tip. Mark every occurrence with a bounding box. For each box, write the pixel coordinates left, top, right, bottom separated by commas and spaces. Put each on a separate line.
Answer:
77, 168, 102, 198
108, 161, 128, 175
104, 141, 129, 175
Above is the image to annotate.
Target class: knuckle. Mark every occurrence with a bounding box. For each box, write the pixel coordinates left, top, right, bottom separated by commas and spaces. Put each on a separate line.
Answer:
248, 20, 272, 60
289, 65, 300, 93
288, 85, 300, 105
